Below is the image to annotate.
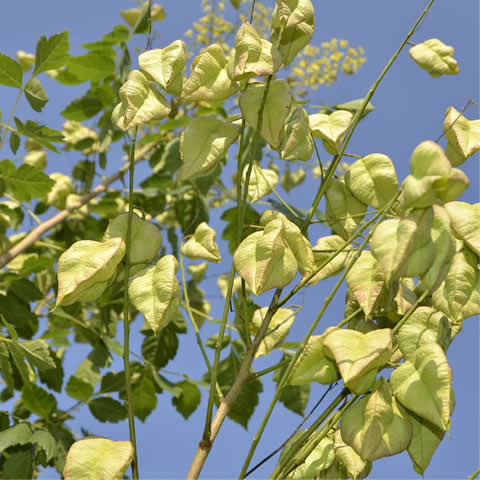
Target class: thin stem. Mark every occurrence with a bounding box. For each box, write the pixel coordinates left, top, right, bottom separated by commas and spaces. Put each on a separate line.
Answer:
468, 467, 480, 480
122, 127, 139, 480
179, 245, 223, 400
392, 289, 430, 335
0, 142, 155, 268
249, 0, 257, 23
276, 393, 357, 479
336, 306, 363, 329
200, 77, 272, 447
244, 383, 336, 478
271, 388, 350, 479
0, 89, 22, 151
252, 358, 290, 379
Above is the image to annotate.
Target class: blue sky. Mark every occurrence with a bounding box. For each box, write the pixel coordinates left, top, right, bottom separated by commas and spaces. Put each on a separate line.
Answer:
0, 1, 479, 479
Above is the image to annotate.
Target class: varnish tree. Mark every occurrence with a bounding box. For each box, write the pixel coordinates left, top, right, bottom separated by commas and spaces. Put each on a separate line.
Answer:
0, 0, 478, 479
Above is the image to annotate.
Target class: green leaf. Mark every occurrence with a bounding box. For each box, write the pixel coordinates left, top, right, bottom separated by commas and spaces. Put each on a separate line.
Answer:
239, 79, 292, 149
22, 383, 57, 418
38, 349, 64, 392
24, 78, 48, 112
61, 95, 103, 121
56, 237, 126, 306
177, 116, 240, 181
0, 423, 32, 451
397, 307, 451, 361
65, 348, 109, 402
390, 343, 452, 431
129, 255, 180, 334
251, 307, 296, 357
281, 107, 314, 161
66, 376, 94, 402
112, 70, 171, 131
309, 235, 353, 285
0, 446, 33, 479
221, 204, 260, 255
409, 38, 459, 77
67, 54, 115, 82
334, 430, 372, 480
0, 53, 22, 87
0, 160, 54, 202
288, 332, 340, 386
30, 430, 56, 462
432, 247, 480, 329
171, 380, 201, 419
443, 106, 480, 166
322, 328, 392, 394
341, 377, 412, 461
88, 397, 127, 423
182, 222, 221, 263
182, 44, 237, 102
344, 153, 398, 209
9, 131, 20, 154
333, 98, 375, 119
132, 0, 152, 34
232, 22, 282, 80
141, 323, 179, 370
0, 343, 14, 393
273, 354, 310, 416
345, 251, 384, 317
271, 0, 315, 66
243, 163, 279, 203
309, 110, 352, 154
15, 339, 56, 371
445, 201, 480, 256
204, 349, 263, 429
34, 31, 69, 75
6, 342, 33, 385
139, 40, 185, 96
325, 177, 367, 240
14, 118, 63, 152
131, 368, 157, 422
100, 371, 126, 393
103, 213, 162, 265
63, 438, 133, 480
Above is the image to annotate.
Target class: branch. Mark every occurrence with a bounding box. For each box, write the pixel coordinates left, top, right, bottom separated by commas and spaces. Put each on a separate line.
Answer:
0, 143, 155, 269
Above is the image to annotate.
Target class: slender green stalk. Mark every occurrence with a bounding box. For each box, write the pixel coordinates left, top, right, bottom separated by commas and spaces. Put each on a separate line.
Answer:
468, 467, 480, 480
392, 289, 430, 335
201, 76, 273, 444
0, 89, 22, 151
122, 126, 139, 480
252, 358, 290, 379
276, 394, 358, 479
239, 192, 400, 478
179, 246, 223, 401
271, 388, 350, 478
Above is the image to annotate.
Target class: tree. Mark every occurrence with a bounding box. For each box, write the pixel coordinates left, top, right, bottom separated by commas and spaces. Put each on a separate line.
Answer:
0, 0, 478, 479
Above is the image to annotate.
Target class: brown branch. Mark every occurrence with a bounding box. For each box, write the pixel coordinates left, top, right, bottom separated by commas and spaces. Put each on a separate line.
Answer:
0, 143, 155, 268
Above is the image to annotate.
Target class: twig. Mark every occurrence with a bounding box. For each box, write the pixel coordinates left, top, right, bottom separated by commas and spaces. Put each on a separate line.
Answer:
122, 127, 140, 480
0, 143, 155, 268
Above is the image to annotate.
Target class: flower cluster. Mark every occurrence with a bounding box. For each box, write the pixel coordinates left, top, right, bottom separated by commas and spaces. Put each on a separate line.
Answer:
288, 39, 366, 97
